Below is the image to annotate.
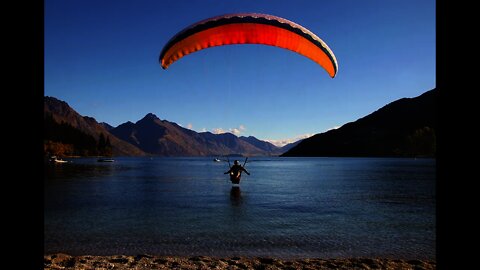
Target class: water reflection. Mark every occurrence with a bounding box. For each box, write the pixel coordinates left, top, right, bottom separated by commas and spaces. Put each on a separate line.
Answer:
230, 186, 242, 206
45, 161, 116, 182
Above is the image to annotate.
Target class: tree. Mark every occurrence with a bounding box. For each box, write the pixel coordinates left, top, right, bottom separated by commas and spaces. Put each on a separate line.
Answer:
407, 126, 436, 157
98, 133, 106, 150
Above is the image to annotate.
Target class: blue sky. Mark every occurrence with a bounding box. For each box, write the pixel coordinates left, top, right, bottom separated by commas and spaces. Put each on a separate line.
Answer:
45, 0, 435, 146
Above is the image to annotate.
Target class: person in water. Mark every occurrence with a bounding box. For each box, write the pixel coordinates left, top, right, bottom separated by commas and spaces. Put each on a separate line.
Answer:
224, 160, 250, 184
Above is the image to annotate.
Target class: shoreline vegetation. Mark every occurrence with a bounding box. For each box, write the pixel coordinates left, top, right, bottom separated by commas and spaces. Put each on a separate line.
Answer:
44, 254, 436, 270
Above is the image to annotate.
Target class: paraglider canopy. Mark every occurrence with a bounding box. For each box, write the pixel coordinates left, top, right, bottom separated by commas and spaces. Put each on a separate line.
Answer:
159, 13, 338, 78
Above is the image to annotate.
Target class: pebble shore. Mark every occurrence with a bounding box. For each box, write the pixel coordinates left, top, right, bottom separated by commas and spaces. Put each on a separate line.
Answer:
44, 253, 436, 269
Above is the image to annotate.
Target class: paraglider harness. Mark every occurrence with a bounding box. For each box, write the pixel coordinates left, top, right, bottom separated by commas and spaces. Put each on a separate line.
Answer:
227, 157, 248, 184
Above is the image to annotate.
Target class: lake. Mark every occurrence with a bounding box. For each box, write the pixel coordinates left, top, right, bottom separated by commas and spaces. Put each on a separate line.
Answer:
44, 157, 435, 259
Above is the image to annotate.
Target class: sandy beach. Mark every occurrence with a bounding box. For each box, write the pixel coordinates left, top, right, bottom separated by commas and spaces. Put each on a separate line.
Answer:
44, 254, 436, 269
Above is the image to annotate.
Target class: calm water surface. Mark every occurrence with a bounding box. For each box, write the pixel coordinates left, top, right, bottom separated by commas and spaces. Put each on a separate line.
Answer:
44, 157, 435, 259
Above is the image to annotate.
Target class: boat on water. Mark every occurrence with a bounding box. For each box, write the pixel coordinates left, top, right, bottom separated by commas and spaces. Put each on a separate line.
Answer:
213, 158, 221, 162
49, 156, 69, 163
97, 158, 115, 162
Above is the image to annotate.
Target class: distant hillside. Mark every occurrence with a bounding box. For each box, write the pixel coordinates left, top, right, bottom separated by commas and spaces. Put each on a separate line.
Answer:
279, 139, 303, 153
110, 113, 277, 156
44, 97, 146, 157
239, 136, 282, 155
282, 89, 436, 157
100, 122, 114, 131
44, 96, 304, 157
44, 112, 102, 157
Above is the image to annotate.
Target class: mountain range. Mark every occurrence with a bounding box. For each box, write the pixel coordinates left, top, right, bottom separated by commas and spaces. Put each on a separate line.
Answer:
44, 97, 146, 156
281, 88, 436, 157
44, 88, 436, 158
44, 97, 290, 157
109, 113, 290, 156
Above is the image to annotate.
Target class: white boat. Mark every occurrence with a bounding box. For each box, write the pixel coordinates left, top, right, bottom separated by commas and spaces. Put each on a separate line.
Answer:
50, 156, 68, 163
213, 158, 221, 162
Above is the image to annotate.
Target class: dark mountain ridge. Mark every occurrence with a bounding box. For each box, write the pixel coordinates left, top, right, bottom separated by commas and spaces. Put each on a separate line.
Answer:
282, 89, 436, 157
44, 96, 146, 156
44, 97, 287, 157
109, 113, 279, 156
45, 88, 434, 158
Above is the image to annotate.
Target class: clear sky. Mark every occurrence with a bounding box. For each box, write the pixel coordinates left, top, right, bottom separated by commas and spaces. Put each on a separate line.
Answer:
45, 0, 435, 146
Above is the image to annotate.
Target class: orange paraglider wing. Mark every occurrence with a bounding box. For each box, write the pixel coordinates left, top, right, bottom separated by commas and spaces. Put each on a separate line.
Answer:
159, 13, 338, 78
